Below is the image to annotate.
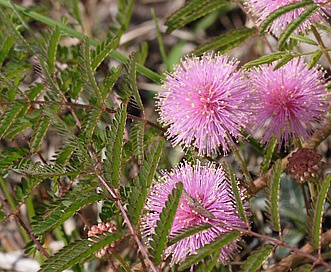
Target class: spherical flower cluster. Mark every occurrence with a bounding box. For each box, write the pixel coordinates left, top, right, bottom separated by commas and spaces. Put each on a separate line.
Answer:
287, 148, 324, 183
246, 58, 328, 149
141, 161, 248, 265
156, 52, 252, 156
87, 222, 118, 258
244, 0, 331, 36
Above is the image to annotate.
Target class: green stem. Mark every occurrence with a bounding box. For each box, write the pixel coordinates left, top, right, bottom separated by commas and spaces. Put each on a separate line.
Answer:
0, 0, 163, 84
311, 25, 331, 70
231, 146, 254, 189
112, 251, 132, 272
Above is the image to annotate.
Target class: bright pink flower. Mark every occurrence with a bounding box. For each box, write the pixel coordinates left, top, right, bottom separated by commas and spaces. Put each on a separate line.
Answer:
244, 0, 331, 36
156, 52, 252, 156
247, 58, 328, 148
141, 161, 247, 266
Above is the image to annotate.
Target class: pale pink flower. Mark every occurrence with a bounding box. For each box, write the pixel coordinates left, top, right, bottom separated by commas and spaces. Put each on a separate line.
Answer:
141, 161, 247, 266
156, 52, 252, 155
245, 0, 331, 36
247, 58, 328, 148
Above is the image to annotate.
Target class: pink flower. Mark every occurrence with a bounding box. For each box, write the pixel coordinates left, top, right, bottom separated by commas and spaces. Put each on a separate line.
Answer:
156, 52, 252, 156
247, 58, 328, 148
244, 0, 331, 36
141, 161, 247, 266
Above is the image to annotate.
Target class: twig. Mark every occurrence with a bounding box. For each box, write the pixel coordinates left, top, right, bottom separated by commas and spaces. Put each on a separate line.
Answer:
0, 195, 50, 259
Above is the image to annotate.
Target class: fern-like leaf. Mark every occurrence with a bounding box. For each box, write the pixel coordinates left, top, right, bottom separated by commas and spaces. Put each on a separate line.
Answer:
289, 33, 318, 46
168, 223, 212, 246
79, 107, 102, 144
265, 160, 282, 232
149, 182, 183, 265
104, 105, 127, 187
278, 5, 319, 50
32, 182, 103, 235
131, 121, 145, 165
259, 1, 314, 34
47, 26, 61, 75
39, 232, 123, 272
225, 163, 247, 222
195, 248, 222, 272
30, 114, 51, 154
240, 244, 274, 272
308, 50, 323, 69
178, 231, 241, 271
0, 36, 14, 67
243, 52, 287, 68
192, 27, 257, 56
127, 138, 164, 227
273, 53, 294, 70
0, 101, 26, 139
125, 53, 144, 114
260, 137, 278, 174
165, 0, 229, 34
308, 174, 331, 249
91, 36, 120, 71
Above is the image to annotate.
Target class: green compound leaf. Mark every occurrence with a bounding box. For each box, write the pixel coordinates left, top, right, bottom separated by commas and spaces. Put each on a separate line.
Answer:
192, 27, 257, 56
240, 244, 274, 272
259, 1, 314, 34
225, 162, 247, 222
127, 138, 164, 227
47, 26, 61, 74
39, 232, 123, 272
273, 53, 294, 70
278, 5, 319, 50
30, 114, 51, 154
104, 105, 127, 187
149, 182, 183, 265
265, 160, 282, 232
289, 33, 318, 46
91, 36, 120, 71
0, 36, 14, 67
165, 0, 229, 34
0, 101, 26, 139
168, 223, 212, 247
32, 182, 103, 235
243, 52, 287, 68
307, 50, 323, 69
131, 121, 145, 165
260, 136, 278, 174
178, 231, 241, 271
79, 107, 102, 144
308, 174, 331, 249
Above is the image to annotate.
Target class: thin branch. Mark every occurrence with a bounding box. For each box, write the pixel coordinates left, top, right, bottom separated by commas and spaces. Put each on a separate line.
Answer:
0, 100, 166, 133
0, 195, 50, 259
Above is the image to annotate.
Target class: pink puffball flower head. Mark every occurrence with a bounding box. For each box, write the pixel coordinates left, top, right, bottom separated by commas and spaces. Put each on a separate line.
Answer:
244, 0, 331, 37
141, 160, 248, 266
156, 52, 252, 156
247, 58, 328, 149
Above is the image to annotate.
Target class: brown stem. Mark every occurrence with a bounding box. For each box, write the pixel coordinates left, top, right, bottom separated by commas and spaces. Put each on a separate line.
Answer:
252, 117, 331, 194
266, 228, 331, 272
0, 195, 50, 258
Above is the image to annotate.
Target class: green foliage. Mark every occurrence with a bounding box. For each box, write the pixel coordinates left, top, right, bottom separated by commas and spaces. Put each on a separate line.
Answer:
149, 182, 183, 265
260, 137, 278, 174
32, 181, 103, 236
265, 160, 282, 232
165, 0, 229, 34
168, 223, 212, 246
225, 162, 247, 222
308, 175, 331, 249
240, 244, 274, 272
178, 231, 241, 271
127, 138, 164, 227
278, 5, 319, 50
40, 232, 123, 271
193, 27, 257, 56
103, 105, 128, 188
259, 1, 314, 34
